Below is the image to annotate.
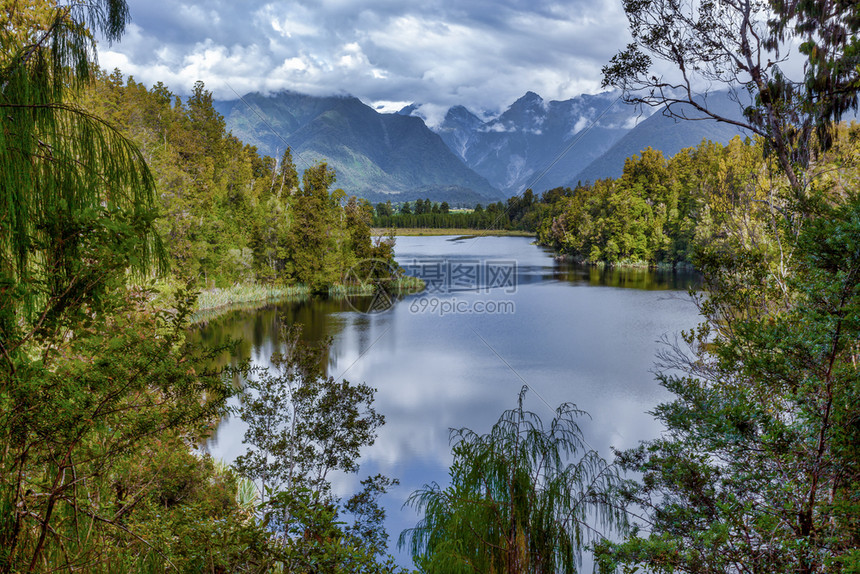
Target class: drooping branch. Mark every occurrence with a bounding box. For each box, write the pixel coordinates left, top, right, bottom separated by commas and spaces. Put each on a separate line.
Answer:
604, 0, 859, 203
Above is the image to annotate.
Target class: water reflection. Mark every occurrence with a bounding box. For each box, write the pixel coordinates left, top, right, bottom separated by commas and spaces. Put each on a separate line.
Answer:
552, 260, 700, 290
187, 297, 355, 373
201, 236, 703, 568
395, 235, 700, 292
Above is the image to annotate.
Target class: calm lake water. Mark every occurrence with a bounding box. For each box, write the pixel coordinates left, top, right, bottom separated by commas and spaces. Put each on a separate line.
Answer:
197, 235, 701, 567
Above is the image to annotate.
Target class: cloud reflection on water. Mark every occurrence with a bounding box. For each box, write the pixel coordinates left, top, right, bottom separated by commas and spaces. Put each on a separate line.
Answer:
203, 235, 701, 567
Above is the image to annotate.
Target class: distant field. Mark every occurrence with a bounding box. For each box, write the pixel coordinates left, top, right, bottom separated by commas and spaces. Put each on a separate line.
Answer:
371, 228, 536, 237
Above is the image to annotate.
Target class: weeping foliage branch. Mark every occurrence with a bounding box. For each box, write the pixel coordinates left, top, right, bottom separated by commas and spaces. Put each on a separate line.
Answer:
0, 2, 216, 572
0, 0, 164, 338
401, 387, 628, 574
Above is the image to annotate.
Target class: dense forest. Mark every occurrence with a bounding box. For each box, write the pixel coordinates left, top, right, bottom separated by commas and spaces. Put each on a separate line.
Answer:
372, 189, 549, 232
80, 71, 400, 295
536, 132, 860, 266
375, 131, 860, 269
2, 0, 859, 572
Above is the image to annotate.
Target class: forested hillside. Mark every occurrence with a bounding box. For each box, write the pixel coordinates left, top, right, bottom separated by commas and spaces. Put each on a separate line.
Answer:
81, 71, 395, 293
537, 137, 768, 265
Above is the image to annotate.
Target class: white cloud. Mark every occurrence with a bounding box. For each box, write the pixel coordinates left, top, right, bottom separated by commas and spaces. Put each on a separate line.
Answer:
372, 100, 411, 113
265, 4, 319, 38
278, 56, 309, 72
337, 42, 370, 70
573, 115, 591, 133
481, 123, 514, 133
177, 4, 215, 27
411, 104, 449, 129
623, 114, 646, 129
107, 0, 635, 112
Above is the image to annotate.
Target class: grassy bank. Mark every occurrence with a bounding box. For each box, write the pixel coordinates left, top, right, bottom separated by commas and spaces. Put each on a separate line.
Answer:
196, 283, 311, 311
186, 283, 311, 323
327, 275, 426, 296
189, 276, 425, 323
372, 227, 535, 237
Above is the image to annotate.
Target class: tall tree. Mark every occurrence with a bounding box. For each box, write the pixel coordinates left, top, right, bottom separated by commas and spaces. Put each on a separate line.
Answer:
287, 163, 339, 292
233, 326, 403, 573
0, 2, 237, 571
596, 4, 860, 568
603, 0, 859, 199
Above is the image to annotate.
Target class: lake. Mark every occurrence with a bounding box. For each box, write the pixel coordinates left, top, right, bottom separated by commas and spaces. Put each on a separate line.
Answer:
198, 235, 702, 567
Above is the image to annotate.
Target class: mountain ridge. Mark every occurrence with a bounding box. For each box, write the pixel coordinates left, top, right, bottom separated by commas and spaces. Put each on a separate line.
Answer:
216, 91, 503, 204
422, 91, 636, 195
217, 89, 754, 204
408, 90, 751, 195
574, 92, 750, 183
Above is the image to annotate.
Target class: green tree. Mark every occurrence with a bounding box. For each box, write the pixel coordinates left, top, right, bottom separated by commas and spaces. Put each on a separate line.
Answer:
0, 3, 246, 570
594, 10, 860, 567
233, 325, 404, 573
80, 71, 299, 287
344, 195, 374, 266
401, 387, 627, 574
345, 474, 401, 561
250, 148, 297, 281
596, 196, 860, 574
234, 326, 383, 500
287, 163, 339, 292
0, 1, 163, 338
274, 146, 300, 195
376, 201, 394, 217
603, 0, 859, 199
0, 286, 234, 571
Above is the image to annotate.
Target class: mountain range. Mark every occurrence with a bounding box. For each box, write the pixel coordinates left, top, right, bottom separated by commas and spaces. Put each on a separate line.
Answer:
216, 89, 751, 204
214, 92, 500, 204
418, 91, 633, 195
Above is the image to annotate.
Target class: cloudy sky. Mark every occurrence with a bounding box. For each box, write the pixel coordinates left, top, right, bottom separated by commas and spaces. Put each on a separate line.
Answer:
99, 0, 632, 119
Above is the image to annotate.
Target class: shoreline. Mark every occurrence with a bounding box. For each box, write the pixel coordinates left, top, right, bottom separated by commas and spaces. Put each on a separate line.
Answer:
551, 253, 697, 271
372, 227, 535, 237
195, 283, 310, 311
190, 283, 311, 323
189, 277, 425, 323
